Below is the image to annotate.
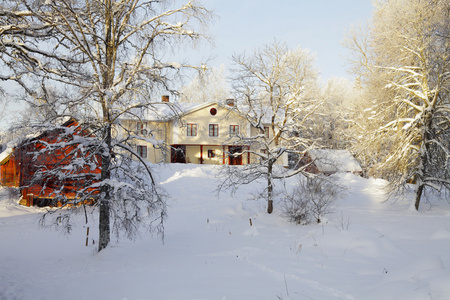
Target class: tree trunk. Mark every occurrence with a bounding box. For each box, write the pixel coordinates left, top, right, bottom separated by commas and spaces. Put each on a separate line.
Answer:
414, 184, 424, 211
267, 161, 274, 214
98, 124, 112, 252
415, 111, 433, 211
98, 1, 114, 252
98, 194, 110, 251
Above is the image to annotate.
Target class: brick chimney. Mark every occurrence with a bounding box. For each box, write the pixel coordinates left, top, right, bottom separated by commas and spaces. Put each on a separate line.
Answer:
226, 99, 235, 106
162, 95, 170, 102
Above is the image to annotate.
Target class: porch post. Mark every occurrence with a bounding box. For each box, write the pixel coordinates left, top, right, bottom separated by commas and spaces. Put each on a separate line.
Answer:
223, 145, 226, 165
200, 145, 203, 164
247, 146, 250, 164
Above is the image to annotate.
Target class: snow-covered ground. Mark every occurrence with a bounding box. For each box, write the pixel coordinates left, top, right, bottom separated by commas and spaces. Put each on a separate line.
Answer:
1, 164, 449, 300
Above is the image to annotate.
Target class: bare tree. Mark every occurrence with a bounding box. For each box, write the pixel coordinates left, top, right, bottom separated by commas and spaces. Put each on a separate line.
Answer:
345, 0, 450, 210
0, 0, 212, 251
281, 176, 341, 224
313, 77, 364, 150
178, 65, 231, 103
219, 41, 322, 214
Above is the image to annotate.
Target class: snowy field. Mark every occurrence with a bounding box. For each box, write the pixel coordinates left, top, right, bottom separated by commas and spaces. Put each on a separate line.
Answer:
1, 164, 450, 300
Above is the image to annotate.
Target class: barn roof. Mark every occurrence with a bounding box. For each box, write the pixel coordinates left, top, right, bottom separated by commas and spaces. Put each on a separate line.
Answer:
0, 147, 13, 165
308, 149, 362, 173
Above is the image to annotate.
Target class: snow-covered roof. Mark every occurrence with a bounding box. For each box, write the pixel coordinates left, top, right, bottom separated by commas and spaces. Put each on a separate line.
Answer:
0, 147, 13, 165
126, 101, 225, 121
308, 149, 362, 173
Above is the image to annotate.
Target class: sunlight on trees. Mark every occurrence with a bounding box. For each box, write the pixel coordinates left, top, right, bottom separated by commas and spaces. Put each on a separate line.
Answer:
345, 0, 450, 209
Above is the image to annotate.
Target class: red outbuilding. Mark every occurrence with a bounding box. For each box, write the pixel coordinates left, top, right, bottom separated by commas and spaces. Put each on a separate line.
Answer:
0, 118, 101, 207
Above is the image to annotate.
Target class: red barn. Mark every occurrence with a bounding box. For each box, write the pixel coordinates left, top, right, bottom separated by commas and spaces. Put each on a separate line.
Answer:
0, 118, 101, 207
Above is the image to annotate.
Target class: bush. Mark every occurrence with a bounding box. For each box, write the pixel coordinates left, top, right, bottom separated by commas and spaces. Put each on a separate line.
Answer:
282, 176, 341, 224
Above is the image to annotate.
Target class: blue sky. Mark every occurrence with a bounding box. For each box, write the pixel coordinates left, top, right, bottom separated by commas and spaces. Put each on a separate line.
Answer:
0, 1, 374, 131
190, 0, 374, 81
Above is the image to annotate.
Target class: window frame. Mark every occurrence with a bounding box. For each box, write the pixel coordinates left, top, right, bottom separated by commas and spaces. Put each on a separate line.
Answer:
137, 121, 148, 135
209, 123, 219, 137
137, 145, 148, 159
207, 149, 216, 158
264, 126, 270, 138
229, 125, 240, 137
186, 123, 198, 137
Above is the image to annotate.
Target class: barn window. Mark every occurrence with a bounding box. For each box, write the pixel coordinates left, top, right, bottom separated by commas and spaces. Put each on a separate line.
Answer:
186, 123, 197, 136
229, 125, 239, 136
207, 149, 216, 158
137, 145, 147, 158
209, 124, 219, 137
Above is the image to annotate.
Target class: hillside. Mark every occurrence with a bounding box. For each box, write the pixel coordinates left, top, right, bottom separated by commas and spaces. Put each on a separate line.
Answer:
1, 164, 449, 300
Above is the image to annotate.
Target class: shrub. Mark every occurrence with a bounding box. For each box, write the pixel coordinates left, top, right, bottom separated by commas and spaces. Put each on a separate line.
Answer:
282, 176, 341, 224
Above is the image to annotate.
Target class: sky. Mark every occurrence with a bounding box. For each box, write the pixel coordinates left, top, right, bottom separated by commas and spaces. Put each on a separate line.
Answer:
0, 1, 374, 132
187, 0, 374, 81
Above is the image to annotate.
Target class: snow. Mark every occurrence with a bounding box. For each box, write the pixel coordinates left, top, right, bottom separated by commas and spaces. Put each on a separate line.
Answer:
0, 147, 12, 164
1, 164, 450, 300
308, 149, 363, 173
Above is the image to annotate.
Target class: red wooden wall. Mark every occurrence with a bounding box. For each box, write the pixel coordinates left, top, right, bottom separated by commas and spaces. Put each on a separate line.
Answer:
0, 119, 101, 206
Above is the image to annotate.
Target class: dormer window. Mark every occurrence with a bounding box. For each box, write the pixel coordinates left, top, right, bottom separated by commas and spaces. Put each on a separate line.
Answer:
210, 107, 217, 116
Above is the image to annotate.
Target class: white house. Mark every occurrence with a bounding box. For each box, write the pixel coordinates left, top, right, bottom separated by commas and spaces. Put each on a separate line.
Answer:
119, 97, 271, 165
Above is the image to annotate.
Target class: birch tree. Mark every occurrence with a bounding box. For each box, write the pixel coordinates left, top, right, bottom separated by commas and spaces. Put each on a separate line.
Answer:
219, 41, 321, 214
346, 0, 450, 209
0, 0, 211, 251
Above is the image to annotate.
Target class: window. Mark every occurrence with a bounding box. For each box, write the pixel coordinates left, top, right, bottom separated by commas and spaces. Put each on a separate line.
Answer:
137, 145, 147, 158
210, 107, 217, 116
186, 123, 197, 136
261, 149, 267, 154
207, 149, 216, 158
137, 122, 148, 135
229, 125, 239, 136
264, 126, 270, 138
209, 124, 219, 137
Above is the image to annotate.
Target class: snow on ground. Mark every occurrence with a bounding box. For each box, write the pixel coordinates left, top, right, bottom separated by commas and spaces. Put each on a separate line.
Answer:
1, 164, 450, 300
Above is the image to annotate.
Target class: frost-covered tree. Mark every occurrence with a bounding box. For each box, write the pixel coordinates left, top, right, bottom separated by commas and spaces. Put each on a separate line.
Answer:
178, 65, 230, 103
311, 77, 363, 150
346, 0, 450, 209
0, 0, 211, 251
219, 41, 321, 214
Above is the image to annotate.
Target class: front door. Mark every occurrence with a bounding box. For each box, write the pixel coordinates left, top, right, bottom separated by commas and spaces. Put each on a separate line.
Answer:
228, 146, 243, 165
171, 145, 186, 163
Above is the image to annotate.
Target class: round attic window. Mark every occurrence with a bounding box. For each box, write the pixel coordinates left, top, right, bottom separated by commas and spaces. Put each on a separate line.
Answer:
210, 107, 217, 116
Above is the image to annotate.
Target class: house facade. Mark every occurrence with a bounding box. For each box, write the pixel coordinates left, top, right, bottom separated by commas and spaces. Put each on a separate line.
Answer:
120, 97, 276, 165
